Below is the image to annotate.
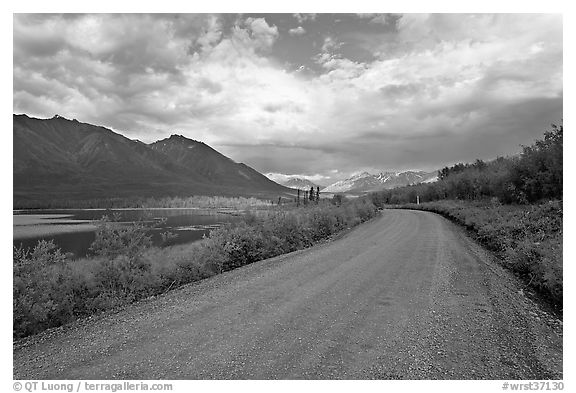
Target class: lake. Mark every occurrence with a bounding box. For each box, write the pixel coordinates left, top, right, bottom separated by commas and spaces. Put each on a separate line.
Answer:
13, 208, 244, 258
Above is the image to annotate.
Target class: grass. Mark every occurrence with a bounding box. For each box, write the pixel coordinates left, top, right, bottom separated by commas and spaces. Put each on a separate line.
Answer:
395, 199, 562, 308
13, 198, 378, 339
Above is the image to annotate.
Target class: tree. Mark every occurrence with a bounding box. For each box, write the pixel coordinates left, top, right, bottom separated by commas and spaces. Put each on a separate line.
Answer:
509, 123, 563, 202
297, 189, 300, 207
474, 159, 487, 171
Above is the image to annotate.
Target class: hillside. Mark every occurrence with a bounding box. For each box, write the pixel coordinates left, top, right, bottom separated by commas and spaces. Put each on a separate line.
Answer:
149, 135, 286, 192
13, 114, 292, 205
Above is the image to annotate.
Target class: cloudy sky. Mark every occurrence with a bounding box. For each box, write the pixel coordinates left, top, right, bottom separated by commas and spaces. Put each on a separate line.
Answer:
13, 13, 562, 185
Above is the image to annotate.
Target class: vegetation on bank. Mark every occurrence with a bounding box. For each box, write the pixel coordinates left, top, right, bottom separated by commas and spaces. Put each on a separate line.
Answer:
13, 198, 378, 339
14, 195, 275, 210
370, 123, 562, 206
369, 124, 563, 307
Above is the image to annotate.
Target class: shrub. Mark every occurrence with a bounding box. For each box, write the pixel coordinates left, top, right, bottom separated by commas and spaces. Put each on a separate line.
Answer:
89, 215, 152, 263
308, 209, 338, 240
13, 241, 78, 337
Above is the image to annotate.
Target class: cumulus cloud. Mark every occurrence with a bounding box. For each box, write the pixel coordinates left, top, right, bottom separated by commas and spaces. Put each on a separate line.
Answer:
293, 13, 316, 24
195, 15, 223, 53
320, 36, 342, 53
312, 36, 368, 80
289, 26, 306, 36
356, 13, 399, 26
13, 13, 562, 183
242, 17, 279, 50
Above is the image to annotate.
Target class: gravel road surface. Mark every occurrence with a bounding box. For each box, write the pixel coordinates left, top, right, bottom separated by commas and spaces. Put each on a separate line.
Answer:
13, 209, 563, 379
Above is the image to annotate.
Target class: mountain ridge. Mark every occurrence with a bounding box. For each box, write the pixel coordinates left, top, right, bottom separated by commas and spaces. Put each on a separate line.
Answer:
266, 173, 324, 190
322, 170, 438, 194
282, 178, 321, 190
13, 114, 292, 205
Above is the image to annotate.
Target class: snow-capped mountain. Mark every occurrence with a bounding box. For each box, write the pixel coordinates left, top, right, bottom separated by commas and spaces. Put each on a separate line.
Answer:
282, 178, 321, 190
322, 171, 438, 194
266, 173, 321, 190
321, 172, 377, 193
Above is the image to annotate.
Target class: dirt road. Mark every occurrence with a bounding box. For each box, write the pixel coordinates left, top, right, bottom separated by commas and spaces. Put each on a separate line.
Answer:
13, 210, 563, 379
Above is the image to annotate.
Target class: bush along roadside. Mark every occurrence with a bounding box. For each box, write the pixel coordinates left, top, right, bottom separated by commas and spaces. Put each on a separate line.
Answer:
395, 200, 562, 309
13, 198, 378, 340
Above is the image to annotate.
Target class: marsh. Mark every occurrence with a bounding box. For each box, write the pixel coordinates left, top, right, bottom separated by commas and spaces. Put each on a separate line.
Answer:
13, 208, 242, 258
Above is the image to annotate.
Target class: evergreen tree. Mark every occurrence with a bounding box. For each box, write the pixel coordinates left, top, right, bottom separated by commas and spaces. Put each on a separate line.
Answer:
297, 189, 300, 207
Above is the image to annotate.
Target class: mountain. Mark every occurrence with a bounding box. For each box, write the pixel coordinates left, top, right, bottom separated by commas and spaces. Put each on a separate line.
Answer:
322, 171, 438, 194
282, 178, 321, 190
13, 114, 291, 205
149, 135, 285, 192
267, 176, 321, 191
322, 172, 378, 193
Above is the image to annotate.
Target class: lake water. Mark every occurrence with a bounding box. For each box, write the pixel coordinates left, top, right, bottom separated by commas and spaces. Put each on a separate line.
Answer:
13, 208, 244, 258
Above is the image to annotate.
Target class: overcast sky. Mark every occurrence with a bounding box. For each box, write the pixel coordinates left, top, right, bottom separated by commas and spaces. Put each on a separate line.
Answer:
13, 13, 562, 184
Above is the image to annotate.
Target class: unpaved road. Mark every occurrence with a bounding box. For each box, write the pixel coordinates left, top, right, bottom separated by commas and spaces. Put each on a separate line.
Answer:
13, 210, 562, 379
